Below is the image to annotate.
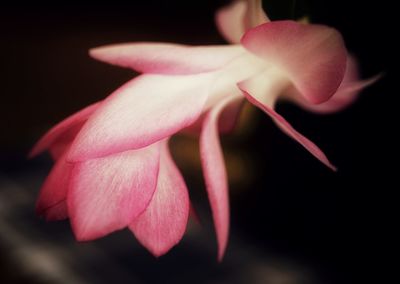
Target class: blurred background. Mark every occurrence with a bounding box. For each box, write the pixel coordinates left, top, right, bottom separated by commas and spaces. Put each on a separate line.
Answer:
0, 0, 395, 283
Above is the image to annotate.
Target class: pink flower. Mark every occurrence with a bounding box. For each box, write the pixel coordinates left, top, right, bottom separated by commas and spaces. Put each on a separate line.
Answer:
30, 0, 377, 260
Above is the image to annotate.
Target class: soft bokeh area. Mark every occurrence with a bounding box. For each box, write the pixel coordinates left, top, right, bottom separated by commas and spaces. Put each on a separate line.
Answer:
0, 1, 394, 283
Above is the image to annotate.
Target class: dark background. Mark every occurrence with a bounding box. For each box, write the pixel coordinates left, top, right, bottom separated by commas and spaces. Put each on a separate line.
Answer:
0, 0, 395, 283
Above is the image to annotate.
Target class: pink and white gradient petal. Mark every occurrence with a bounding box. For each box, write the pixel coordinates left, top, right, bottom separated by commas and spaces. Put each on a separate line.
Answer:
90, 43, 243, 75
241, 21, 347, 104
68, 74, 216, 161
290, 56, 381, 114
200, 95, 241, 261
130, 140, 189, 257
67, 143, 160, 241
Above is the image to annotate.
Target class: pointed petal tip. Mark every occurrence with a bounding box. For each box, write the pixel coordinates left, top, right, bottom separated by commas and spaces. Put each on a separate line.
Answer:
28, 148, 38, 159
240, 88, 337, 171
366, 73, 384, 87
89, 43, 243, 75
89, 46, 109, 61
70, 219, 116, 242
129, 140, 189, 258
72, 230, 92, 242
328, 163, 338, 172
146, 241, 180, 258
29, 102, 101, 161
200, 97, 235, 265
217, 245, 227, 262
88, 47, 99, 55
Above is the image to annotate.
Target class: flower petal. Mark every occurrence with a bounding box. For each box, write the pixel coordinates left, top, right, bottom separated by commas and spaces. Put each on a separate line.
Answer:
130, 140, 189, 257
241, 88, 336, 171
29, 102, 101, 158
36, 153, 73, 218
90, 43, 243, 75
215, 0, 247, 43
289, 56, 381, 114
43, 201, 68, 221
241, 21, 347, 104
237, 68, 290, 108
215, 0, 269, 43
200, 95, 240, 261
68, 74, 216, 161
67, 143, 160, 241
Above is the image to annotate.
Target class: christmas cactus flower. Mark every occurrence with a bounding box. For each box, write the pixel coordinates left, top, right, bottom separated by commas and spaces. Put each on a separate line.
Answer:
30, 0, 378, 260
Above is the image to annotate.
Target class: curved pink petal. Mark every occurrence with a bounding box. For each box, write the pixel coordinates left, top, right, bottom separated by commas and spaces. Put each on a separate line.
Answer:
36, 153, 73, 218
241, 21, 347, 104
290, 56, 381, 114
29, 102, 101, 158
68, 74, 216, 162
240, 88, 336, 171
200, 95, 240, 261
130, 140, 189, 257
215, 0, 269, 43
90, 43, 243, 75
67, 143, 160, 241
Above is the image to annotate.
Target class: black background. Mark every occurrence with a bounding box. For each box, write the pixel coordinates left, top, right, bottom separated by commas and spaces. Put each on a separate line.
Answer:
0, 0, 395, 283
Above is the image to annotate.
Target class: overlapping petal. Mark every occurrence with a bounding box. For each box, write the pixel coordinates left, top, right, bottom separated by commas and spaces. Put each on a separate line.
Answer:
290, 56, 381, 114
241, 21, 347, 104
68, 74, 218, 161
67, 143, 160, 241
130, 140, 189, 257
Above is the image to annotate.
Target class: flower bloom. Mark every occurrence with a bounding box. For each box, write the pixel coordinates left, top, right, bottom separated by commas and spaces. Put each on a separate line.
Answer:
30, 0, 377, 260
